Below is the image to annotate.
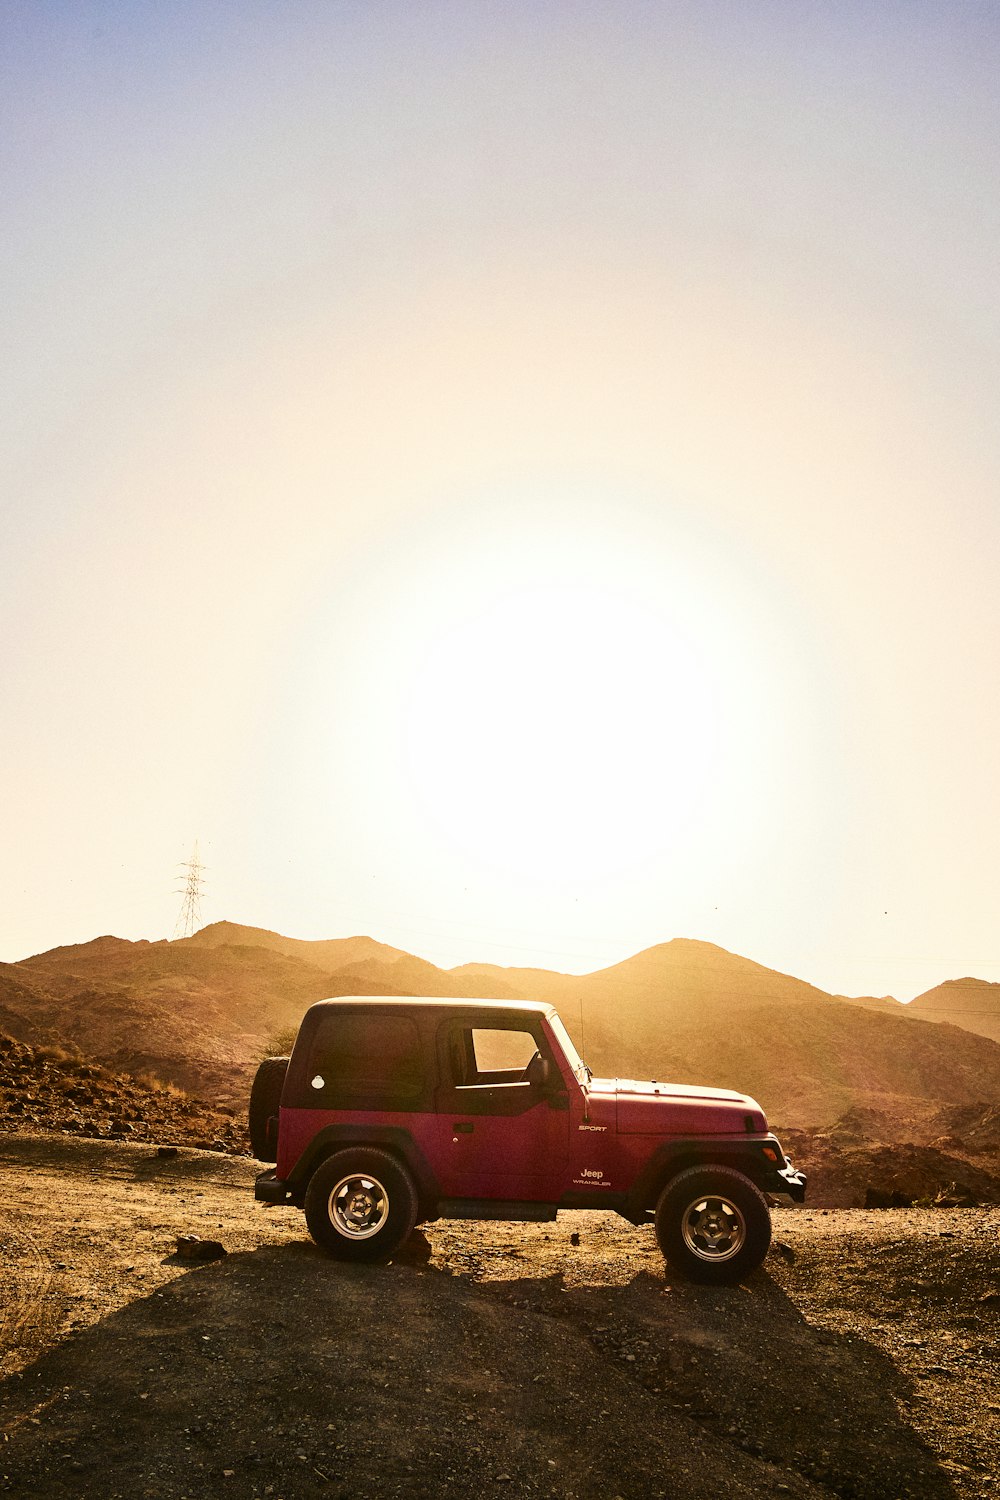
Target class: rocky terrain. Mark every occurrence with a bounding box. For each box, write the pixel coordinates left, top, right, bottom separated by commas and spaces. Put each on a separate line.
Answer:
0, 1134, 997, 1500
0, 1032, 248, 1156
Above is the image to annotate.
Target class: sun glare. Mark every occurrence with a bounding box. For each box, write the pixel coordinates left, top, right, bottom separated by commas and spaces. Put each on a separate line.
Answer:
279, 502, 783, 924
400, 580, 729, 880
256, 487, 811, 971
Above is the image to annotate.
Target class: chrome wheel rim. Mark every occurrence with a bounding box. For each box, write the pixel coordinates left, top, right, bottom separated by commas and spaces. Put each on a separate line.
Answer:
328, 1173, 390, 1240
681, 1194, 747, 1262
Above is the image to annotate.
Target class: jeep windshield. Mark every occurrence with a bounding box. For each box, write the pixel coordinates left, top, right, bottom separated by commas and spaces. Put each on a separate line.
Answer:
547, 1010, 591, 1085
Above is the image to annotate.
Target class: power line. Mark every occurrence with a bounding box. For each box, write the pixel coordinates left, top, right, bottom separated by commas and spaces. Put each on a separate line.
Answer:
903, 1007, 1000, 1017
173, 843, 206, 939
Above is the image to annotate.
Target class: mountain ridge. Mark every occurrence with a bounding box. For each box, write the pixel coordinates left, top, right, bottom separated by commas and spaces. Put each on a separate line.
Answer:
4, 922, 999, 1140
909, 977, 1000, 1044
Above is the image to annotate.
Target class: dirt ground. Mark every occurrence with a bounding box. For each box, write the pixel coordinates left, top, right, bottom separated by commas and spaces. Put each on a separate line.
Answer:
0, 1134, 997, 1500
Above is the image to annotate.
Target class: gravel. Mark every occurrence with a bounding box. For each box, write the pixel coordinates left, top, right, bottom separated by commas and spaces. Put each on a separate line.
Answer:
0, 1135, 997, 1499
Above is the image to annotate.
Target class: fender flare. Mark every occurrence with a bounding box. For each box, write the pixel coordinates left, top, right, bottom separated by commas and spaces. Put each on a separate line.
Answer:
285, 1125, 440, 1214
625, 1138, 768, 1220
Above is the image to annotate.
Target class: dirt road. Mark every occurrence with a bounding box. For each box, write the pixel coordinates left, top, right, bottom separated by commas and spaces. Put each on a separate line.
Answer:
0, 1134, 997, 1499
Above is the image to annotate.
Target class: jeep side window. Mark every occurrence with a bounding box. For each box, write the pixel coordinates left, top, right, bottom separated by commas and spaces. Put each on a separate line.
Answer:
451, 1027, 539, 1087
308, 1015, 424, 1105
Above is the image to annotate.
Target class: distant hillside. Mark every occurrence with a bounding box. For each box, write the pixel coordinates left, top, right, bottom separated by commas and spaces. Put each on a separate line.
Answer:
449, 961, 572, 1005
909, 978, 1000, 1045
454, 938, 842, 1013
3, 926, 520, 1100
475, 939, 1000, 1135
578, 989, 1000, 1136
836, 993, 907, 1017
182, 922, 523, 1001
178, 921, 409, 971
574, 938, 836, 1010
6, 927, 1000, 1135
5, 936, 355, 1100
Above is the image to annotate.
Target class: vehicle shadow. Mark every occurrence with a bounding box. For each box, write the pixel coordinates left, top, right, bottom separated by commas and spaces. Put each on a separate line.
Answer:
0, 1235, 959, 1500
458, 1250, 959, 1500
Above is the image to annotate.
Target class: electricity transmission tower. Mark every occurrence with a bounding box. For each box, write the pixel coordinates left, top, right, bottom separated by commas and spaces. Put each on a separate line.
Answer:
173, 843, 206, 938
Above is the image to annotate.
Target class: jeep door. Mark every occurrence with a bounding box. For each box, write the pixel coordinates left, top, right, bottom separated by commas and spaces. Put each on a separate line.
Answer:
434, 1018, 570, 1200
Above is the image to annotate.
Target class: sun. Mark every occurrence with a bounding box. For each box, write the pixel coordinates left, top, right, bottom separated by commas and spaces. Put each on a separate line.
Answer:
273, 494, 787, 956
399, 576, 731, 882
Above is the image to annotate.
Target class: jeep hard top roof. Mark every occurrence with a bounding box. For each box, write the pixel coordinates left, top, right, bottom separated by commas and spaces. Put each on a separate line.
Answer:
305, 995, 555, 1018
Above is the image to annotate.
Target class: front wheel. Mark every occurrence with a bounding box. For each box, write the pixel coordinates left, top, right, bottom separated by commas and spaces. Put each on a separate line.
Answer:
655, 1166, 772, 1285
304, 1148, 418, 1262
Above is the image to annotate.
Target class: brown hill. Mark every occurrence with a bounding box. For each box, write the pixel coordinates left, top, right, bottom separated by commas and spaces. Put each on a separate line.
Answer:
926, 1099, 1000, 1152
178, 921, 409, 971
909, 977, 1000, 1044
6, 929, 1000, 1141
573, 938, 835, 1008
0, 1030, 247, 1152
504, 941, 1000, 1137
453, 940, 1000, 1134
182, 922, 523, 1000
4, 936, 386, 1102
449, 960, 573, 1004
454, 938, 843, 1014
836, 993, 908, 1016
3, 928, 520, 1101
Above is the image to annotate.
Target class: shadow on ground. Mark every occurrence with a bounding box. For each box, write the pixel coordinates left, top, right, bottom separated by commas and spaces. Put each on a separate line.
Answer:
0, 1235, 955, 1500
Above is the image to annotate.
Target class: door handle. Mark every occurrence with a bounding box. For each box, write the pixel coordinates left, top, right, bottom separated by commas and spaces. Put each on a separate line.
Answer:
453, 1121, 474, 1133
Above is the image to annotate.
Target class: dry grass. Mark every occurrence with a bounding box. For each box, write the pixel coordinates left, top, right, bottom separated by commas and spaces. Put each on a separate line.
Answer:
259, 1025, 298, 1060
126, 1068, 187, 1098
34, 1042, 85, 1069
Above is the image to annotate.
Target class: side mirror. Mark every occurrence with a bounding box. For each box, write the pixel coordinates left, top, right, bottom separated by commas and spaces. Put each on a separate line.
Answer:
525, 1053, 552, 1089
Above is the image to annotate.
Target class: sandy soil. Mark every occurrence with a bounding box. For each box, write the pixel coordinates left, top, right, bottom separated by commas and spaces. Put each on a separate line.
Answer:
0, 1134, 997, 1500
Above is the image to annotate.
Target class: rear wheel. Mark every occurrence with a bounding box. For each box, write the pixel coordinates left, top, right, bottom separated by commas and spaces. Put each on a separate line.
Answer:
655, 1166, 772, 1285
248, 1056, 289, 1162
304, 1147, 418, 1262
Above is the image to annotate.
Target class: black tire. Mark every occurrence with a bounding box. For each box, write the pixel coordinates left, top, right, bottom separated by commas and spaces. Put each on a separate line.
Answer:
248, 1056, 289, 1162
655, 1165, 772, 1285
304, 1147, 418, 1262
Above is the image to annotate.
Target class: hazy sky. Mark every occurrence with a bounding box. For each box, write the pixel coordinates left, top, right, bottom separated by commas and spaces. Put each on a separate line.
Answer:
3, 2, 999, 1001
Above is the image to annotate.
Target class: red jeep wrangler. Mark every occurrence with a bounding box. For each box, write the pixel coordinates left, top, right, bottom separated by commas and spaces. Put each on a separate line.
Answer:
250, 997, 805, 1284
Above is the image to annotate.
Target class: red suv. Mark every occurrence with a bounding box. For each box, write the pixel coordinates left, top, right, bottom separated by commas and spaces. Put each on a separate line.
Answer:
250, 997, 805, 1284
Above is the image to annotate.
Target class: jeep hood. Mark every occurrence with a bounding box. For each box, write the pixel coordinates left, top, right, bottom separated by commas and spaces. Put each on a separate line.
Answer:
589, 1076, 767, 1135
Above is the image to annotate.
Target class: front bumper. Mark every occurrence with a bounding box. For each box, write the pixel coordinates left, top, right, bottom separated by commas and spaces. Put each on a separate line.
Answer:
766, 1162, 807, 1207
254, 1168, 297, 1205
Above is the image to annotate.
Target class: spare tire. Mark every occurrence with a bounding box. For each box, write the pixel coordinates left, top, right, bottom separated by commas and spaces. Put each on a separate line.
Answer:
248, 1056, 289, 1162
